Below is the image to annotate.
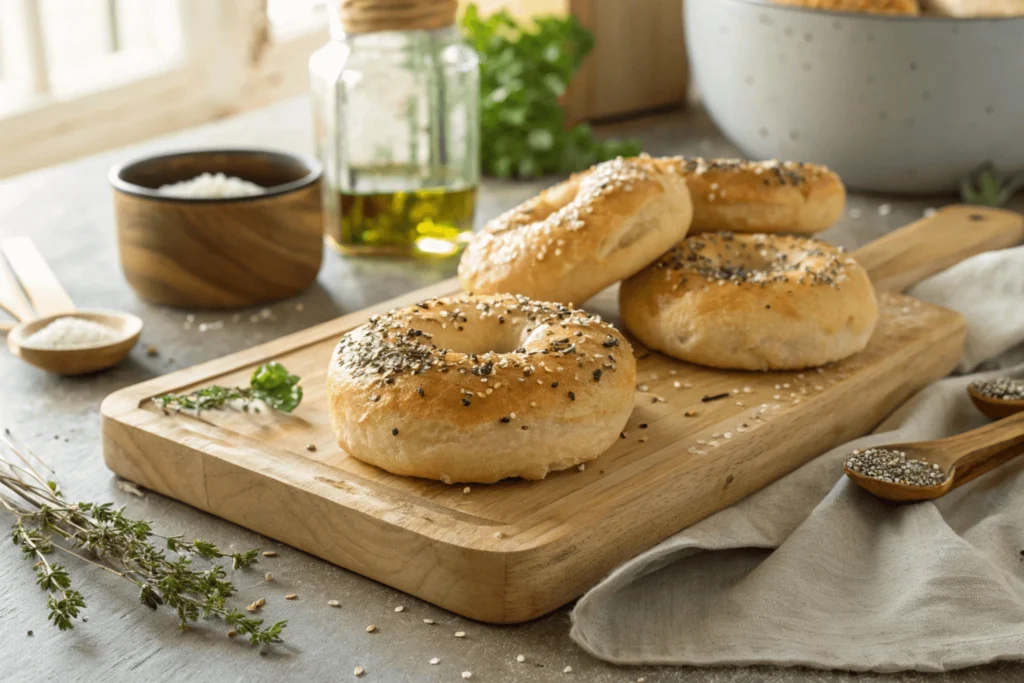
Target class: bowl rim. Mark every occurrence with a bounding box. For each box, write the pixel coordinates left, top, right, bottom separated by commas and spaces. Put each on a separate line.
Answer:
108, 148, 323, 203
696, 0, 1024, 23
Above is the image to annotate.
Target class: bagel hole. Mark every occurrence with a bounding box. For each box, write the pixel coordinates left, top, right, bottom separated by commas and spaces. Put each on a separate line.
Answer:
430, 326, 524, 356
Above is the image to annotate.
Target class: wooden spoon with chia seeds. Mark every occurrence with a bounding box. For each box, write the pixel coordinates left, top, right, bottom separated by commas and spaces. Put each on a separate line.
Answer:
844, 401, 1024, 502
967, 378, 1024, 420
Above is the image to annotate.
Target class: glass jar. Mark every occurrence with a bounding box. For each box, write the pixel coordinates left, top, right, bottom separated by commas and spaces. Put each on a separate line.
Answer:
310, 9, 480, 258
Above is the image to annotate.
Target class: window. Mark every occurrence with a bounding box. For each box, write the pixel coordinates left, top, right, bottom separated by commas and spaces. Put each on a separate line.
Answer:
0, 0, 329, 178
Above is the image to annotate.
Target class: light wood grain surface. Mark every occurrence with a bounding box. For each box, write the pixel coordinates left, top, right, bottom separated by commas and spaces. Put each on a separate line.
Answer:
3, 98, 1024, 682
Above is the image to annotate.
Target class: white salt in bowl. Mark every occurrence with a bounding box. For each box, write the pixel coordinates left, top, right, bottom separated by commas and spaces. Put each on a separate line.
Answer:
9, 310, 143, 376
685, 0, 1024, 194
110, 149, 324, 309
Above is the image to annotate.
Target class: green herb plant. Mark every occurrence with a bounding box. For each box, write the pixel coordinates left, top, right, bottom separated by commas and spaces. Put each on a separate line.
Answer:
460, 4, 642, 179
155, 361, 302, 414
0, 430, 285, 648
961, 161, 1024, 207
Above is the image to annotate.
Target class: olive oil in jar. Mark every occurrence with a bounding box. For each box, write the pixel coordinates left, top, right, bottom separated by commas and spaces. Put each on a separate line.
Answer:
328, 184, 477, 257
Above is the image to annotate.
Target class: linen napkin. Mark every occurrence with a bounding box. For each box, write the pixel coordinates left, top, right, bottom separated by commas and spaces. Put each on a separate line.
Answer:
571, 245, 1024, 673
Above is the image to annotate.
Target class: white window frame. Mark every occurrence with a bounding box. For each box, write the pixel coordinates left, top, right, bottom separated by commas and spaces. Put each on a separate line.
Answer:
0, 0, 328, 179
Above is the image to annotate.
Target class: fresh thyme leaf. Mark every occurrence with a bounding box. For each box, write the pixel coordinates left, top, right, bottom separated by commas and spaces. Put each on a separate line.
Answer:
0, 431, 286, 649
961, 161, 1024, 207
460, 3, 642, 179
155, 361, 302, 415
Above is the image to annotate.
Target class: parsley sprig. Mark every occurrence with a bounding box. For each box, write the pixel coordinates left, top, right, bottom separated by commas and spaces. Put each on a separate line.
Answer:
461, 4, 642, 179
961, 161, 1024, 207
0, 430, 286, 648
155, 361, 302, 414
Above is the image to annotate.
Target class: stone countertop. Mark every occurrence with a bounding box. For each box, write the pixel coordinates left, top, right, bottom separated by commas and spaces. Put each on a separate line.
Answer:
1, 98, 1021, 683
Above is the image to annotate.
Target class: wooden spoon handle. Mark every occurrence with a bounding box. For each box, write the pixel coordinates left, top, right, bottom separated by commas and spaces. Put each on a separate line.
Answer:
941, 411, 1024, 488
0, 253, 34, 322
852, 205, 1024, 294
0, 237, 75, 317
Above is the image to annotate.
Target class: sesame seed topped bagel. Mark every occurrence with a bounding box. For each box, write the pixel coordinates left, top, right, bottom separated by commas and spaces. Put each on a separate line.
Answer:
327, 294, 637, 483
458, 156, 693, 305
665, 157, 845, 235
619, 233, 878, 371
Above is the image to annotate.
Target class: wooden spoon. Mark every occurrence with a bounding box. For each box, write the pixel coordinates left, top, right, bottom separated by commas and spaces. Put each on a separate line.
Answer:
967, 382, 1024, 420
1, 237, 142, 375
845, 410, 1024, 502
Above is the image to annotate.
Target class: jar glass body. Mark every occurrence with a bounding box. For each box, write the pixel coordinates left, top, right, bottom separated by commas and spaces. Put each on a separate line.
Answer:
310, 26, 480, 257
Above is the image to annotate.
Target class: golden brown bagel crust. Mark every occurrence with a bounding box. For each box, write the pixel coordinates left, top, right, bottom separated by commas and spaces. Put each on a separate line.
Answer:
773, 0, 920, 13
665, 157, 846, 235
458, 156, 693, 305
327, 294, 637, 483
619, 233, 878, 371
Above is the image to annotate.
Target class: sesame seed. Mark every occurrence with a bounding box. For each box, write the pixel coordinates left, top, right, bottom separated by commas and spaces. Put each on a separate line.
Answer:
430, 657, 440, 665
462, 672, 473, 679
517, 654, 526, 662
577, 463, 586, 472
264, 572, 273, 581
306, 443, 317, 452
354, 666, 365, 677
366, 624, 376, 632
394, 605, 405, 612
328, 600, 340, 607
455, 631, 466, 638
285, 593, 298, 600
564, 666, 574, 673
262, 551, 278, 557
568, 391, 576, 401
463, 486, 471, 494
423, 618, 435, 624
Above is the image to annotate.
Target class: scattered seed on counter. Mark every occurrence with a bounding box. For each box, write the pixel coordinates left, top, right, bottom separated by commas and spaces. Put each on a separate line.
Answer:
227, 629, 238, 638
454, 631, 466, 638
394, 605, 405, 613
463, 486, 471, 494
354, 666, 365, 677
577, 463, 585, 472
146, 345, 159, 357
462, 672, 473, 679
262, 551, 278, 557
702, 392, 729, 403
429, 657, 440, 665
516, 654, 526, 662
423, 618, 435, 624
563, 666, 574, 673
285, 593, 298, 600
306, 443, 317, 452
264, 572, 273, 581
684, 410, 698, 417
328, 600, 340, 607
366, 624, 377, 633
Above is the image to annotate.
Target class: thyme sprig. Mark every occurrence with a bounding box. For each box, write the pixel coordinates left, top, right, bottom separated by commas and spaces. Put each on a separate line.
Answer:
0, 430, 286, 648
155, 361, 302, 414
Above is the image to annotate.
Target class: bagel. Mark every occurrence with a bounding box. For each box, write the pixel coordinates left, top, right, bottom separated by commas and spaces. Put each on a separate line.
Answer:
665, 157, 845, 235
327, 294, 637, 483
458, 156, 693, 305
619, 233, 878, 371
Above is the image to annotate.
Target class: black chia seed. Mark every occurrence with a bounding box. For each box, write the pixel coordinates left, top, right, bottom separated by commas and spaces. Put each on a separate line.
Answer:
970, 378, 1024, 401
845, 447, 947, 487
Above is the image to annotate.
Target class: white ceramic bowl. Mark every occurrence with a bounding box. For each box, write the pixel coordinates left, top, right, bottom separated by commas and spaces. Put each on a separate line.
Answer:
685, 0, 1024, 194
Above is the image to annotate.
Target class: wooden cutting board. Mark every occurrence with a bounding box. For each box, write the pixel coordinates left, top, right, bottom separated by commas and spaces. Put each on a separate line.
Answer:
102, 206, 1023, 624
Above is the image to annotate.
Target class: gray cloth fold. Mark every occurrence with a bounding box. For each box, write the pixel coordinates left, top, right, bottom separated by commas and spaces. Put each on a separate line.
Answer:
571, 246, 1024, 673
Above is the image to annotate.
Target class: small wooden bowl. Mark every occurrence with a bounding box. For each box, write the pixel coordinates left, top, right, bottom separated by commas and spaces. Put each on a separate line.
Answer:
111, 149, 323, 309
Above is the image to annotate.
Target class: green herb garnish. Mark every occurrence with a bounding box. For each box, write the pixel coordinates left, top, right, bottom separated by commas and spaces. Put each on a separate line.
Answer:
960, 161, 1024, 207
0, 430, 285, 648
155, 362, 302, 414
460, 3, 642, 179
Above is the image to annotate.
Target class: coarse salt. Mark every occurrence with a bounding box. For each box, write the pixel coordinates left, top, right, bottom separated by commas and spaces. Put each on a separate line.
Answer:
23, 317, 120, 349
157, 172, 264, 199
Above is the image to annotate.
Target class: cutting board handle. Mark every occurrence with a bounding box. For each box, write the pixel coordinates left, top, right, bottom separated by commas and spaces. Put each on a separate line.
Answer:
852, 205, 1024, 294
